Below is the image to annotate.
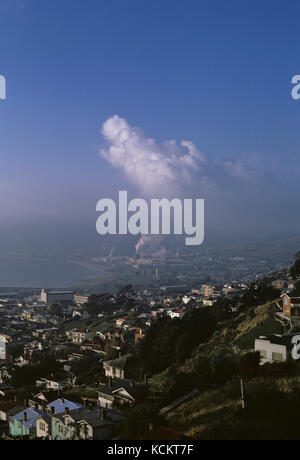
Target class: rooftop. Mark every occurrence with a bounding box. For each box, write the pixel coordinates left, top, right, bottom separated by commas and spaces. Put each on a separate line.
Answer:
104, 354, 132, 370
47, 398, 83, 414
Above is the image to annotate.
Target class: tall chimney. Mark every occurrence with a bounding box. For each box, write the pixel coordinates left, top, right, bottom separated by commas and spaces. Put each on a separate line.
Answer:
108, 376, 113, 388
24, 412, 27, 422
101, 409, 107, 420
65, 407, 70, 416
50, 406, 55, 415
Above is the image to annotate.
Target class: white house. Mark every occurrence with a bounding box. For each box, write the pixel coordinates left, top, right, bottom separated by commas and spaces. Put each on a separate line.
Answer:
70, 329, 96, 344
168, 309, 186, 320
254, 334, 295, 364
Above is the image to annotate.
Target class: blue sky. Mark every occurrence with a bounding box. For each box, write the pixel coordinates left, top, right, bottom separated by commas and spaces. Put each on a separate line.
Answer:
0, 0, 300, 249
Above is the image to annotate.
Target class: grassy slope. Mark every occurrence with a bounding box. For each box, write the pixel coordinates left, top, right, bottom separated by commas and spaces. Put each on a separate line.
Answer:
164, 376, 300, 439
161, 300, 291, 437
180, 300, 283, 375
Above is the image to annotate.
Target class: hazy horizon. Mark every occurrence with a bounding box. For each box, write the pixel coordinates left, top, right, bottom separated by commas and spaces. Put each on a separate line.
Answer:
1, 0, 300, 254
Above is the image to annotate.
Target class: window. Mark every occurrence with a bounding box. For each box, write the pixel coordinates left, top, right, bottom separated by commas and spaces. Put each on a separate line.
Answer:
258, 350, 267, 359
272, 352, 283, 362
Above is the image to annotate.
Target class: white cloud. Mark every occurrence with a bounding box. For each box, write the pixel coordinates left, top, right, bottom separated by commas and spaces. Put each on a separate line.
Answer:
100, 115, 212, 196
100, 115, 272, 199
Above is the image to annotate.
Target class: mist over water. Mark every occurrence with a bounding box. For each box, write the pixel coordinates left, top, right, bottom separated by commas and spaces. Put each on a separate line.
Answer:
0, 253, 99, 288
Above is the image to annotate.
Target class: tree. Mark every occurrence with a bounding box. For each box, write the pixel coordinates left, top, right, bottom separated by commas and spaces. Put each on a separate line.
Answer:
139, 308, 216, 374
290, 254, 300, 280
48, 302, 62, 316
85, 293, 115, 317
104, 343, 119, 360
121, 403, 161, 440
7, 343, 24, 360
117, 285, 136, 298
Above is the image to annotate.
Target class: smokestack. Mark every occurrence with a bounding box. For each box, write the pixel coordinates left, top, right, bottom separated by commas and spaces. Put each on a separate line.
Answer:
84, 399, 88, 407
24, 412, 27, 422
108, 376, 113, 388
50, 406, 55, 415
65, 407, 69, 416
101, 409, 107, 420
61, 398, 64, 404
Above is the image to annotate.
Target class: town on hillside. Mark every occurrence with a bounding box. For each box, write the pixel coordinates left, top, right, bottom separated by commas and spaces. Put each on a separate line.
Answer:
1, 252, 300, 440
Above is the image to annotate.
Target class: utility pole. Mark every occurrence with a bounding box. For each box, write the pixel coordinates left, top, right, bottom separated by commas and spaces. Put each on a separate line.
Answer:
240, 378, 245, 410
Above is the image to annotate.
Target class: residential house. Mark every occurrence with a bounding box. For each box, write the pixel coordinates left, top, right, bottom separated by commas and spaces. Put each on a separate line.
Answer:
272, 279, 287, 290
28, 390, 62, 411
135, 328, 145, 344
0, 400, 25, 421
98, 377, 143, 409
202, 298, 217, 307
36, 377, 72, 391
168, 309, 186, 320
103, 354, 133, 380
115, 317, 127, 328
36, 413, 52, 439
47, 398, 83, 415
51, 406, 124, 440
74, 294, 90, 306
9, 408, 42, 438
255, 334, 295, 364
70, 328, 96, 344
282, 291, 300, 317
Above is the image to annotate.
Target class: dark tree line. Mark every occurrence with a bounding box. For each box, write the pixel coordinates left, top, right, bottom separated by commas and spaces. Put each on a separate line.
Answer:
138, 308, 217, 374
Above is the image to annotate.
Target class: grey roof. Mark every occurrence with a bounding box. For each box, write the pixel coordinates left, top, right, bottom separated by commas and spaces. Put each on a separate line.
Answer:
53, 407, 124, 428
37, 414, 52, 425
259, 334, 296, 351
104, 354, 132, 370
98, 379, 140, 399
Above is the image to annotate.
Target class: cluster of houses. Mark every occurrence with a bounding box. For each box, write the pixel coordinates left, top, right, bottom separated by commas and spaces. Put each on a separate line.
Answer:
0, 393, 124, 440
0, 282, 252, 440
254, 279, 300, 365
